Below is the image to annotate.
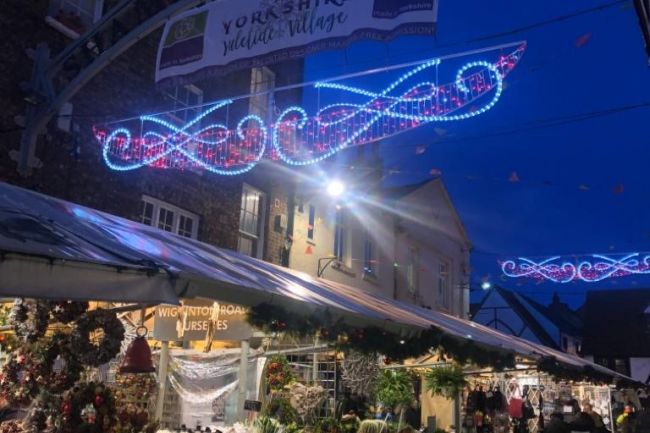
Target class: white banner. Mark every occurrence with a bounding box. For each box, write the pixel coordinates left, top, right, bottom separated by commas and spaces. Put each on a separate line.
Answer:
156, 0, 438, 86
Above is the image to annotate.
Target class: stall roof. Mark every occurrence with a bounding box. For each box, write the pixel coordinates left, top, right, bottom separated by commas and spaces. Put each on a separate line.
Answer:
0, 182, 627, 380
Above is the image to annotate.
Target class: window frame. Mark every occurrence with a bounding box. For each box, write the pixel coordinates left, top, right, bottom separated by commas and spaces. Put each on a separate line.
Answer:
406, 247, 419, 294
307, 204, 316, 241
249, 66, 276, 122
140, 195, 199, 239
333, 207, 348, 264
363, 232, 377, 278
238, 184, 266, 259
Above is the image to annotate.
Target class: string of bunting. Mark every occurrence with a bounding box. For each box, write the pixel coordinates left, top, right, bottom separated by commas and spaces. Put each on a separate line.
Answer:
246, 303, 515, 368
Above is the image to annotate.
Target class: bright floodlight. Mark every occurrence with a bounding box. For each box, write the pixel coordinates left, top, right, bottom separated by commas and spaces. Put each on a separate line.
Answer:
327, 180, 345, 197
481, 281, 492, 290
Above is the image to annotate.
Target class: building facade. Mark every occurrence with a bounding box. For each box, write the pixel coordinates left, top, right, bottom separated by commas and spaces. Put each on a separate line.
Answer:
471, 288, 583, 354
0, 0, 301, 268
289, 173, 472, 318
581, 289, 650, 384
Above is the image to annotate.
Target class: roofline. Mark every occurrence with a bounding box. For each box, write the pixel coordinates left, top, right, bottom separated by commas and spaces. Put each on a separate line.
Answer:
395, 178, 472, 249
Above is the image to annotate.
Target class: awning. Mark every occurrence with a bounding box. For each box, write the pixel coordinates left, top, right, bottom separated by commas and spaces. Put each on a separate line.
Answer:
0, 182, 628, 381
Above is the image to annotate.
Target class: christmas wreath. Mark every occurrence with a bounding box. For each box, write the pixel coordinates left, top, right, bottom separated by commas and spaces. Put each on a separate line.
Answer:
0, 333, 84, 407
49, 301, 89, 324
70, 309, 125, 367
61, 382, 116, 433
38, 333, 83, 393
10, 299, 49, 343
265, 356, 294, 392
0, 346, 45, 406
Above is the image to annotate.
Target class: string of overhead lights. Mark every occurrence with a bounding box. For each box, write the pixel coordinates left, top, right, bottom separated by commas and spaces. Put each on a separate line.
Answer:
501, 253, 650, 283
96, 42, 526, 175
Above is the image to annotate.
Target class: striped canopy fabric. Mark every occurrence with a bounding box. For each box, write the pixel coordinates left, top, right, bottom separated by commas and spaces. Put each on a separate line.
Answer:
0, 182, 626, 380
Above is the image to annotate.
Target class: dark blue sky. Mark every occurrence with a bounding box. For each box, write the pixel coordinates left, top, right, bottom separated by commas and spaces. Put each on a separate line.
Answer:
305, 0, 650, 307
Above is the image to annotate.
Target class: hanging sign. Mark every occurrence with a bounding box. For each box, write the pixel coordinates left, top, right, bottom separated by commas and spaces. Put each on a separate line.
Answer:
153, 299, 254, 341
155, 0, 438, 85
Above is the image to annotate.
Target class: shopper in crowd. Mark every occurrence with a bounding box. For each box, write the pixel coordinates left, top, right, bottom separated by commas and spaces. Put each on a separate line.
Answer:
583, 404, 605, 430
617, 405, 636, 433
569, 411, 596, 433
546, 412, 570, 433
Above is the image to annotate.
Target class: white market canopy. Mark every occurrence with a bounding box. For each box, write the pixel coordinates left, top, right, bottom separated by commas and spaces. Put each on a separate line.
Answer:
0, 182, 628, 380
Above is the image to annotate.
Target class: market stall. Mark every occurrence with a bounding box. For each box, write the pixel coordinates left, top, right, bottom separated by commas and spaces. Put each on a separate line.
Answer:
0, 183, 641, 433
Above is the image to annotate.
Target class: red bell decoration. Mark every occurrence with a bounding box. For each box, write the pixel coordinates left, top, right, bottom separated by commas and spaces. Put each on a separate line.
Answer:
119, 326, 155, 374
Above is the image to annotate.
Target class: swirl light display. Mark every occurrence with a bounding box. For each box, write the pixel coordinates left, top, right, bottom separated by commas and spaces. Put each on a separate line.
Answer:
97, 43, 526, 174
501, 253, 650, 283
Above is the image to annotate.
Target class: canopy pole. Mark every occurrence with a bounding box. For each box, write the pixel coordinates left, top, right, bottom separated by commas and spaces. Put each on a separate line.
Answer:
155, 341, 170, 423
312, 335, 319, 383
237, 340, 250, 422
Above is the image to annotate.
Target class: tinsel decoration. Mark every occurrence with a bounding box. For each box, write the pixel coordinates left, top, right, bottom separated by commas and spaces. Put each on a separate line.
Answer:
341, 351, 380, 398
69, 309, 125, 367
10, 299, 48, 343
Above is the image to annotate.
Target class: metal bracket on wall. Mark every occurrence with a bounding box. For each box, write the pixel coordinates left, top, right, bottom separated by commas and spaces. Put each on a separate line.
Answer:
14, 0, 208, 176
317, 256, 338, 278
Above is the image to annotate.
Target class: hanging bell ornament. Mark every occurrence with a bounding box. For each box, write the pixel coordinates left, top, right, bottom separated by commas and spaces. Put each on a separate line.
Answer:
119, 326, 156, 373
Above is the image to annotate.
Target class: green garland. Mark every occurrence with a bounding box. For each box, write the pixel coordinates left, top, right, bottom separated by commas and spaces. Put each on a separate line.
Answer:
247, 303, 516, 367
536, 356, 641, 388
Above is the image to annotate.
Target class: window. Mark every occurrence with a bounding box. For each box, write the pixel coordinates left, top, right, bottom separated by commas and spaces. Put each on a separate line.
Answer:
614, 358, 629, 376
249, 67, 276, 121
406, 247, 419, 294
363, 235, 376, 277
438, 261, 450, 307
238, 185, 266, 258
178, 215, 195, 238
168, 84, 203, 124
307, 205, 316, 241
333, 207, 347, 262
158, 207, 174, 232
139, 196, 199, 239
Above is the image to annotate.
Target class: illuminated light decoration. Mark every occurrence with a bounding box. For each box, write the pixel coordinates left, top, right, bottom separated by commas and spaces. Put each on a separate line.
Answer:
97, 43, 525, 173
501, 253, 650, 283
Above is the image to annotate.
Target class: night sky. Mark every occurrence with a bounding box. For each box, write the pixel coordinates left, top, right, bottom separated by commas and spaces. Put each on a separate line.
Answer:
304, 0, 650, 307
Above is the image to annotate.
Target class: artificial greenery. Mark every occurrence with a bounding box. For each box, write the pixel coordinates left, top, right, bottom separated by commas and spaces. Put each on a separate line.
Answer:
263, 395, 299, 425
247, 303, 516, 366
424, 364, 467, 399
254, 416, 282, 433
375, 370, 415, 411
316, 417, 343, 433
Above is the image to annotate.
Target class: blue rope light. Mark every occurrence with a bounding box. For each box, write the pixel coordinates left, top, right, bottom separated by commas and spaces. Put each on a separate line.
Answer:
98, 43, 525, 174
501, 253, 650, 283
